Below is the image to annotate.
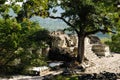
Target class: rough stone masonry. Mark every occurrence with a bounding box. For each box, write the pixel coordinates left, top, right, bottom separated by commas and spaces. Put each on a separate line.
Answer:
48, 30, 111, 61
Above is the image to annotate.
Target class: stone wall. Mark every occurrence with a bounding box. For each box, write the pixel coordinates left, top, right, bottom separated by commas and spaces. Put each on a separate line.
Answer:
48, 30, 111, 61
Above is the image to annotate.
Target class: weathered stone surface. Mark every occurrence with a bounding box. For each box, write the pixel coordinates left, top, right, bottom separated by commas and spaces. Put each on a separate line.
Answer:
50, 30, 75, 48
84, 37, 99, 61
92, 44, 111, 56
48, 30, 111, 62
88, 35, 101, 44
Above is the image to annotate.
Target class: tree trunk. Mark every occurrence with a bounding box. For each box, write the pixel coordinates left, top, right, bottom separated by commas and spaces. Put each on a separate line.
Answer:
77, 35, 85, 63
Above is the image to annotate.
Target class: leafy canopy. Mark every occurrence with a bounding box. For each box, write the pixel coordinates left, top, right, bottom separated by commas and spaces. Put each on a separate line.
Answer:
48, 0, 117, 63
49, 0, 116, 35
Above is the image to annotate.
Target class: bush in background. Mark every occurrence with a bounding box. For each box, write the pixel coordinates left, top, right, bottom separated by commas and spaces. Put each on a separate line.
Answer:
105, 33, 120, 53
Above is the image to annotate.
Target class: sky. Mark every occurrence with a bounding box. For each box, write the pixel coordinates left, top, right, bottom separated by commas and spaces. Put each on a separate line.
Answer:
49, 6, 65, 17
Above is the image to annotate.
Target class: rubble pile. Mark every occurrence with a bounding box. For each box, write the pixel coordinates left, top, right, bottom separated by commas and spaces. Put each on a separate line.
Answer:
48, 30, 111, 62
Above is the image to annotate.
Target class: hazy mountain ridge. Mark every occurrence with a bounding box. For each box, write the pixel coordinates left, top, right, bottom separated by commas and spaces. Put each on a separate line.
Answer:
31, 16, 109, 38
31, 16, 68, 31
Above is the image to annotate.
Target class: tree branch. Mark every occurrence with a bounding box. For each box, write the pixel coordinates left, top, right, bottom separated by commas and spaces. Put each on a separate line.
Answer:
49, 16, 79, 34
85, 29, 116, 36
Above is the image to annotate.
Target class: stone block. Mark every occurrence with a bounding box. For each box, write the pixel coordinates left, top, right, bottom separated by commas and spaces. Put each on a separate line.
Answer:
92, 44, 111, 56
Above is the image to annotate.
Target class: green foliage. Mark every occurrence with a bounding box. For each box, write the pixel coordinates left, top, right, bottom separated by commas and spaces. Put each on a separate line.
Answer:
0, 0, 48, 21
105, 7, 120, 53
49, 0, 117, 63
0, 18, 49, 74
15, 0, 48, 21
0, 0, 6, 4
0, 0, 49, 74
0, 4, 11, 19
49, 0, 116, 34
12, 5, 21, 13
105, 33, 120, 53
100, 38, 111, 44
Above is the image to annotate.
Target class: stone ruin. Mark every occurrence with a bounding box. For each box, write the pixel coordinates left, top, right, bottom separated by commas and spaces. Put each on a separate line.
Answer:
48, 30, 111, 62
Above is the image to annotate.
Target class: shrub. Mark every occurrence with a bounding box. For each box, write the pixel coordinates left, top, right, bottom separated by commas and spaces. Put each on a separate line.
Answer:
105, 33, 120, 53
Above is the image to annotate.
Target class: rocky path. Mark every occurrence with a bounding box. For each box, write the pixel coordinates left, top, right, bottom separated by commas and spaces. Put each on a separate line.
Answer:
85, 53, 120, 73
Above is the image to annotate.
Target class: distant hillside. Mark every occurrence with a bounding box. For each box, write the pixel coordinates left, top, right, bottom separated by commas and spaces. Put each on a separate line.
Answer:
30, 16, 110, 38
30, 16, 68, 31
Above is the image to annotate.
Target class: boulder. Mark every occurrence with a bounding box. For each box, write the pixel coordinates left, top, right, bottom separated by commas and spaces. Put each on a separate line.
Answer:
92, 44, 111, 56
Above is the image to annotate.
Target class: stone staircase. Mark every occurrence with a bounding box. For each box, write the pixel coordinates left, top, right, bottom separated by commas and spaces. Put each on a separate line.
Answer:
85, 44, 98, 61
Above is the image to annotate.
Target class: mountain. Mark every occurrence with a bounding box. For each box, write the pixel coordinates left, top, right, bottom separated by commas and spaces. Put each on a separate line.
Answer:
30, 16, 110, 38
30, 16, 68, 31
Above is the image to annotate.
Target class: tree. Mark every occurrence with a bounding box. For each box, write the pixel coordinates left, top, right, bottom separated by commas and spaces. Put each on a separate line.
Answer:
14, 0, 48, 21
48, 0, 116, 63
106, 33, 120, 53
105, 8, 120, 53
0, 0, 48, 20
0, 18, 48, 66
0, 0, 50, 74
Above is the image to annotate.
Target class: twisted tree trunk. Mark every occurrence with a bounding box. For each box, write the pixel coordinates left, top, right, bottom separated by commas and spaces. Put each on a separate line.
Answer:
77, 35, 85, 63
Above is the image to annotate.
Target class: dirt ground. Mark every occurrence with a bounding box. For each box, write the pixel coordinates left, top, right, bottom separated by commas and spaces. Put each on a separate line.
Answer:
85, 52, 120, 73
